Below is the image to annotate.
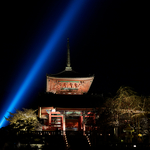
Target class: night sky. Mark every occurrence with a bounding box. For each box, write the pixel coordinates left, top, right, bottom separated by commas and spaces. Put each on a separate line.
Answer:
1, 0, 149, 112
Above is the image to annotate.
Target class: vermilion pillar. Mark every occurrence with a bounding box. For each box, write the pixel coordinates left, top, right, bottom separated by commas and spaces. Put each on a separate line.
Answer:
83, 111, 85, 133
63, 114, 66, 132
61, 116, 63, 131
80, 116, 83, 129
49, 113, 51, 126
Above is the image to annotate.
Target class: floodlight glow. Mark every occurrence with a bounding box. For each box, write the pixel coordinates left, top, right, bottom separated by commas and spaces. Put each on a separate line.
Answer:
0, 0, 89, 128
133, 145, 136, 147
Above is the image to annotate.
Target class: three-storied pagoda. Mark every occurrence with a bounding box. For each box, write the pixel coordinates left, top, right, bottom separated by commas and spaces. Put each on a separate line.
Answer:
38, 39, 96, 132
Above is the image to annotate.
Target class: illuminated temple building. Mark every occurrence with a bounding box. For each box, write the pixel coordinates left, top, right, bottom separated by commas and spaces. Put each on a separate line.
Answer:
38, 39, 98, 132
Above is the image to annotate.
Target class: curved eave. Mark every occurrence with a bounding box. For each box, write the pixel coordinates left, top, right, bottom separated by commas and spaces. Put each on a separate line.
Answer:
47, 69, 94, 79
47, 75, 94, 81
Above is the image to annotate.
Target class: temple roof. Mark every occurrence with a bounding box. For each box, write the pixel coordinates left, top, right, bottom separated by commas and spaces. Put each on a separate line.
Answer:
34, 93, 104, 109
47, 70, 94, 78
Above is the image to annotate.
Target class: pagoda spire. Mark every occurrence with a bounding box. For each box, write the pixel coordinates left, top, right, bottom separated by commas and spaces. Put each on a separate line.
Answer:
65, 38, 72, 71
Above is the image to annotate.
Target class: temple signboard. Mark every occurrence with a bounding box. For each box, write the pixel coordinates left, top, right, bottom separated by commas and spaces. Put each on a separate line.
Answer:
65, 111, 82, 116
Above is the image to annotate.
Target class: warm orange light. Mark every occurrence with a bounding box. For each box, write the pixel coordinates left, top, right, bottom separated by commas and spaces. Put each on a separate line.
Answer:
138, 134, 142, 137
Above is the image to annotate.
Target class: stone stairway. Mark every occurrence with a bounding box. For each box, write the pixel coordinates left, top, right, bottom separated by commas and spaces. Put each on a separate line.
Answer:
42, 134, 66, 150
66, 131, 91, 150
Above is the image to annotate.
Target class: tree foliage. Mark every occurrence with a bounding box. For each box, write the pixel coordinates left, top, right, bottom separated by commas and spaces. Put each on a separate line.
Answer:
105, 86, 142, 113
5, 108, 41, 131
97, 86, 150, 128
104, 86, 150, 116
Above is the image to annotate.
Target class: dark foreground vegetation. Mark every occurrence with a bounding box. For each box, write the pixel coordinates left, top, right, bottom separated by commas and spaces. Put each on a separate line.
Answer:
0, 129, 149, 150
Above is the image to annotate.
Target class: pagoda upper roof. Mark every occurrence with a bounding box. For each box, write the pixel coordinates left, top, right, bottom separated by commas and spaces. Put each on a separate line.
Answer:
47, 69, 94, 78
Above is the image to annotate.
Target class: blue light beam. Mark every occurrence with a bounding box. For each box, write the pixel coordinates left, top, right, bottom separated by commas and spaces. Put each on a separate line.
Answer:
0, 0, 89, 128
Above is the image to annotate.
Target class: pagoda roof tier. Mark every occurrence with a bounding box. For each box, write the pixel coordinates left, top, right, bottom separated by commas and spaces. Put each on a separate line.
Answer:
46, 39, 94, 95
47, 70, 94, 78
35, 93, 104, 108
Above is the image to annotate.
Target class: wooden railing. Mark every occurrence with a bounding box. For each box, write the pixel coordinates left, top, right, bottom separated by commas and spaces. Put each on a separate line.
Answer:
19, 130, 62, 135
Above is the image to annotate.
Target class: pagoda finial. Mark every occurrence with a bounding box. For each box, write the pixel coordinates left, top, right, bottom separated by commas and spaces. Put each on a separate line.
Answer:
65, 38, 72, 71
